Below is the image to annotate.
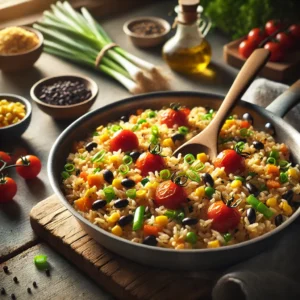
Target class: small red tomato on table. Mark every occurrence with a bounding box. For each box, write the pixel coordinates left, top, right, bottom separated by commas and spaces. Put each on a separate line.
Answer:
276, 31, 294, 50
264, 41, 285, 62
247, 28, 267, 46
288, 24, 300, 40
214, 149, 245, 175
110, 129, 139, 152
0, 176, 17, 203
0, 151, 11, 168
265, 20, 283, 36
160, 103, 190, 128
16, 155, 42, 179
238, 39, 257, 58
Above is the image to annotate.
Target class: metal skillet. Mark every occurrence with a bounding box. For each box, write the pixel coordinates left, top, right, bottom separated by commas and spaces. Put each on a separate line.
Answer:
48, 81, 300, 271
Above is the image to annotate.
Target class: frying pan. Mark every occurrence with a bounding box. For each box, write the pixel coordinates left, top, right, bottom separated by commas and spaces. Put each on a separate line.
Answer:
48, 81, 300, 270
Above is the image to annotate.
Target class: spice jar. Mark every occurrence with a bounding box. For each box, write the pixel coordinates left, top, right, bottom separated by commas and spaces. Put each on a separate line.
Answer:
162, 0, 212, 74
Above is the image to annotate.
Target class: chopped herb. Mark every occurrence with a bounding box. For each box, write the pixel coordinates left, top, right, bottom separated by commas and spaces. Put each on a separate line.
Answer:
93, 168, 101, 173
93, 131, 99, 136
137, 119, 147, 124
141, 178, 149, 186
248, 172, 257, 178
223, 233, 232, 244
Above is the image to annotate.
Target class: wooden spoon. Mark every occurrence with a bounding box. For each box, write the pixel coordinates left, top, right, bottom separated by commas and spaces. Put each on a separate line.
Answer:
173, 48, 270, 160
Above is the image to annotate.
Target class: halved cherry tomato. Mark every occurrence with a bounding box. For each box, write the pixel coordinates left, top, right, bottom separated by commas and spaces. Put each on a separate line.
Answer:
16, 155, 42, 179
0, 177, 17, 203
276, 32, 294, 50
160, 107, 190, 128
238, 39, 257, 59
264, 41, 284, 62
136, 152, 165, 176
110, 129, 139, 152
214, 149, 245, 175
207, 201, 241, 233
289, 24, 300, 40
0, 151, 11, 168
247, 28, 267, 46
240, 120, 251, 129
265, 20, 283, 36
154, 180, 187, 209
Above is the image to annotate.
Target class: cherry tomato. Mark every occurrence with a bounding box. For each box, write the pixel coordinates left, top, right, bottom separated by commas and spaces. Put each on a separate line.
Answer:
136, 152, 165, 176
154, 180, 187, 209
0, 177, 17, 203
16, 155, 42, 179
264, 42, 284, 62
0, 151, 11, 168
110, 129, 139, 152
238, 39, 257, 59
160, 107, 190, 128
276, 32, 294, 50
247, 28, 267, 46
265, 20, 283, 36
207, 201, 241, 233
288, 24, 300, 40
214, 149, 245, 175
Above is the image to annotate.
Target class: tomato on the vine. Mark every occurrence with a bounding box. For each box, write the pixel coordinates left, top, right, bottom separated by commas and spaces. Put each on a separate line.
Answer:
247, 28, 267, 46
0, 177, 17, 203
288, 24, 300, 40
238, 39, 257, 59
264, 42, 284, 62
0, 151, 11, 168
265, 20, 283, 36
214, 149, 245, 175
160, 104, 190, 128
110, 129, 139, 152
16, 155, 42, 179
276, 32, 294, 50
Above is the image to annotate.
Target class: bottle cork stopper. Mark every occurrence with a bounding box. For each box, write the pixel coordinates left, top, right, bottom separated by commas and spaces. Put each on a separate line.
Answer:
177, 0, 199, 24
179, 0, 199, 12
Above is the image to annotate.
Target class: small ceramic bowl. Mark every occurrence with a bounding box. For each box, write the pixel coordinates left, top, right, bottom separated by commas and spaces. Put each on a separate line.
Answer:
123, 17, 171, 48
0, 26, 43, 72
30, 75, 98, 120
0, 94, 32, 138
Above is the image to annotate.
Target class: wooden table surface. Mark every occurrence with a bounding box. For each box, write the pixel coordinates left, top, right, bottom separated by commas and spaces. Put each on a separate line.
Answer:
0, 1, 238, 298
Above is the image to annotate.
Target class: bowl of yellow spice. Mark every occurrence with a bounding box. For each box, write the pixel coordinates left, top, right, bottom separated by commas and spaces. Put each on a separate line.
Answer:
0, 94, 32, 138
0, 26, 43, 72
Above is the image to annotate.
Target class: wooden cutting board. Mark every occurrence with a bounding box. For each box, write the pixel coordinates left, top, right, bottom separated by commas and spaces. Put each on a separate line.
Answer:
30, 195, 218, 300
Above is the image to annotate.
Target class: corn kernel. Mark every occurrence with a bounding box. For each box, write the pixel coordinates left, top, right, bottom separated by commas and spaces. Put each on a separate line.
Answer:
109, 155, 121, 165
197, 153, 208, 163
78, 148, 85, 154
155, 216, 168, 226
266, 197, 277, 207
112, 178, 122, 189
225, 119, 236, 126
136, 190, 147, 199
175, 243, 185, 250
130, 174, 142, 182
207, 240, 220, 248
145, 182, 159, 189
96, 125, 103, 131
162, 138, 174, 148
84, 186, 97, 198
0, 99, 26, 127
99, 133, 109, 143
282, 200, 293, 216
108, 212, 120, 223
288, 168, 299, 180
111, 225, 123, 236
231, 180, 242, 188
195, 186, 205, 198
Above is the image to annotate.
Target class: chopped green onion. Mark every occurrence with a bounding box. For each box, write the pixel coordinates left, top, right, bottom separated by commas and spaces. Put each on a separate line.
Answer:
234, 176, 245, 182
184, 154, 195, 164
132, 124, 139, 132
279, 160, 291, 171
111, 125, 122, 132
191, 161, 205, 172
269, 150, 279, 160
61, 171, 70, 180
235, 141, 245, 152
133, 206, 145, 231
141, 178, 149, 186
160, 169, 171, 180
92, 150, 106, 162
223, 233, 232, 244
178, 126, 189, 135
205, 186, 215, 198
246, 195, 274, 218
103, 186, 115, 202
151, 125, 159, 136
240, 128, 249, 137
279, 172, 288, 183
34, 254, 48, 270
126, 189, 136, 199
123, 155, 133, 165
148, 110, 156, 118
119, 164, 129, 175
208, 109, 214, 114
93, 131, 99, 136
186, 169, 200, 183
93, 167, 101, 173
248, 172, 257, 178
227, 115, 234, 120
202, 113, 213, 120
64, 163, 75, 173
137, 119, 147, 124
165, 209, 177, 219
150, 135, 158, 145
267, 157, 276, 165
177, 211, 185, 222
185, 232, 197, 244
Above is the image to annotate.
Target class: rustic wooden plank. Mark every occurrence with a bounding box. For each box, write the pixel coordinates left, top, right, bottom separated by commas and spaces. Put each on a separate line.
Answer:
30, 195, 217, 299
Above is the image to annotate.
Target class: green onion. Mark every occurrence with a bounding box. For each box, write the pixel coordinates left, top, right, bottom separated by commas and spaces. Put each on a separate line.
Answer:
137, 119, 147, 124
93, 131, 99, 136
177, 211, 185, 222
240, 128, 249, 137
205, 186, 215, 198
159, 169, 171, 180
279, 160, 290, 168
269, 150, 279, 160
227, 115, 234, 120
208, 109, 214, 114
119, 164, 129, 175
267, 157, 276, 165
191, 161, 205, 172
202, 113, 213, 120
133, 206, 145, 230
246, 195, 274, 218
151, 125, 159, 136
184, 154, 195, 164
223, 233, 232, 244
148, 110, 156, 118
111, 125, 122, 132
150, 135, 158, 145
164, 209, 177, 219
279, 172, 288, 183
178, 126, 189, 135
103, 186, 115, 202
234, 176, 245, 182
61, 171, 70, 179
123, 155, 133, 165
132, 124, 139, 132
248, 172, 257, 177
34, 255, 48, 270
92, 150, 106, 162
141, 178, 149, 186
186, 169, 201, 183
126, 189, 136, 199
93, 167, 101, 173
185, 232, 197, 244
64, 163, 75, 173
235, 141, 245, 152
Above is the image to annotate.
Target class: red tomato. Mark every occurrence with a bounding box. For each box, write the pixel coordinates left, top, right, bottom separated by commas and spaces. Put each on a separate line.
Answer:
288, 24, 300, 40
247, 28, 267, 46
276, 32, 294, 50
264, 42, 284, 62
136, 152, 165, 176
240, 121, 250, 129
207, 201, 241, 233
265, 20, 283, 36
160, 107, 190, 128
214, 149, 245, 175
0, 151, 11, 168
0, 177, 17, 203
110, 129, 139, 152
16, 155, 42, 179
238, 39, 257, 59
154, 180, 187, 209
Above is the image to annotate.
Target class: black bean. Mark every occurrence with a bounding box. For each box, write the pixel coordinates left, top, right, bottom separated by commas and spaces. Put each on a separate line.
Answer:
171, 133, 185, 142
13, 277, 18, 283
27, 288, 32, 294
129, 151, 141, 162
45, 269, 51, 277
265, 122, 275, 135
103, 170, 114, 184
120, 115, 129, 122
3, 265, 9, 273
121, 178, 135, 188
182, 217, 198, 226
118, 214, 134, 227
202, 173, 214, 187
253, 141, 264, 150
11, 294, 16, 300
275, 214, 283, 227
92, 200, 107, 210
85, 142, 98, 152
114, 199, 129, 208
282, 190, 294, 204
247, 208, 256, 224
33, 281, 37, 288
188, 206, 193, 213
1, 288, 5, 295
242, 113, 253, 124
246, 183, 259, 197
142, 235, 157, 246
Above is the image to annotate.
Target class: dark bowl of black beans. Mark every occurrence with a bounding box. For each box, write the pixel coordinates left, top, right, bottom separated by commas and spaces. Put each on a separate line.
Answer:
30, 75, 98, 120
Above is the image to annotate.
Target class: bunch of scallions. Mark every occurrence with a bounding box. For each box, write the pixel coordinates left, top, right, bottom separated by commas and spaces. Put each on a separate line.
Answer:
33, 1, 170, 94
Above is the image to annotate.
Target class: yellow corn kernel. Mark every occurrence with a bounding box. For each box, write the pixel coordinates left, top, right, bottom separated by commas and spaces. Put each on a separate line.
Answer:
78, 148, 85, 154
96, 125, 103, 131
111, 225, 123, 236
99, 133, 109, 143
109, 155, 121, 165
207, 240, 220, 248
155, 216, 168, 226
266, 197, 277, 208
225, 119, 236, 126
231, 180, 242, 189
136, 190, 147, 199
162, 138, 174, 148
108, 212, 120, 223
282, 201, 293, 216
130, 174, 142, 182
175, 243, 185, 250
112, 178, 122, 189
197, 153, 208, 163
145, 181, 159, 189
195, 186, 205, 198
84, 186, 97, 198
288, 168, 299, 180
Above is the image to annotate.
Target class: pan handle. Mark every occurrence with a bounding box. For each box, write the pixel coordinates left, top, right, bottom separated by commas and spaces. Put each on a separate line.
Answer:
266, 80, 300, 118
